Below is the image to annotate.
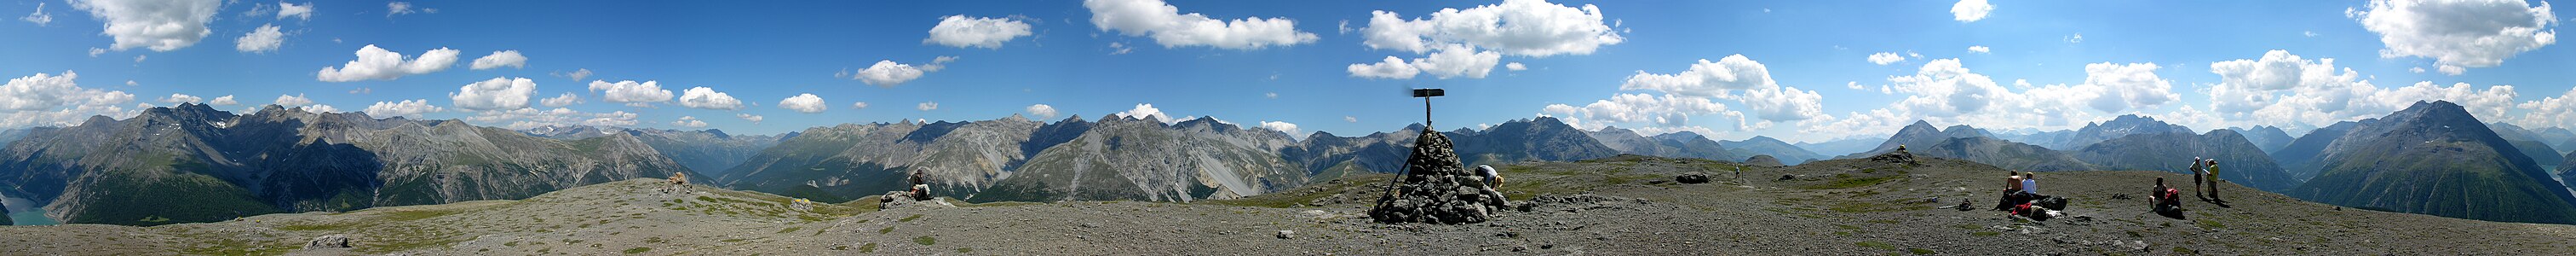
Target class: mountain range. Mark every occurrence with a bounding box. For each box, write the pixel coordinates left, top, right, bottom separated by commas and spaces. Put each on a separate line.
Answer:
2229, 125, 2297, 154
526, 127, 785, 177
0, 103, 691, 225
2281, 101, 2576, 224
1584, 127, 1734, 163
1719, 136, 1824, 165
7, 101, 2575, 226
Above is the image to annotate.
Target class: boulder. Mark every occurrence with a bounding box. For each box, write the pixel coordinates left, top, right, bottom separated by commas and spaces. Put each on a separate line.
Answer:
305, 235, 352, 248
1276, 230, 1295, 239
1675, 172, 1711, 184
1370, 129, 1510, 224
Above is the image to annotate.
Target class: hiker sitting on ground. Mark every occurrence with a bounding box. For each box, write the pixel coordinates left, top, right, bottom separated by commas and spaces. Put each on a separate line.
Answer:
909, 169, 932, 201
667, 172, 692, 193
1995, 171, 2026, 211
2019, 172, 2039, 196
2151, 177, 2182, 213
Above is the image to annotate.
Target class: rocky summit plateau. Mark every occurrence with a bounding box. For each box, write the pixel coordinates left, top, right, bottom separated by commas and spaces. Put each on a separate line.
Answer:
6, 152, 2572, 255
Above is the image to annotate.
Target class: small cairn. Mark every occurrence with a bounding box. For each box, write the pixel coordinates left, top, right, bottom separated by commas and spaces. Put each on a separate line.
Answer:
1369, 128, 1509, 224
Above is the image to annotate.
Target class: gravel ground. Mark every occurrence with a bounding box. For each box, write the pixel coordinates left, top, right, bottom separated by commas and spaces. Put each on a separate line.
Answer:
4, 154, 2573, 255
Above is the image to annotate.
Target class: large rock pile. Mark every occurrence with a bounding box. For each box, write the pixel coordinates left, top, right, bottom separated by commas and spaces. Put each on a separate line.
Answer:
1369, 129, 1509, 224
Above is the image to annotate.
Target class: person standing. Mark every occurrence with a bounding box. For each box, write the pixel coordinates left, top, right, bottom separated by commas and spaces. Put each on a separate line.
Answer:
2205, 160, 2223, 202
2188, 157, 2207, 200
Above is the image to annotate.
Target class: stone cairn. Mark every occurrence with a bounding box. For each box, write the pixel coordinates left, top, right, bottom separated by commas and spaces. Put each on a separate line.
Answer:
1369, 128, 1509, 224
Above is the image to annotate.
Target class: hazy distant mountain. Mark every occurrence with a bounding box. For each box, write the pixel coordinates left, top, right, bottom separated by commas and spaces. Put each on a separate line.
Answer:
1940, 125, 1992, 139
2229, 125, 2297, 154
2051, 114, 2197, 149
1793, 135, 1884, 157
997, 116, 1306, 202
521, 126, 785, 177
0, 104, 690, 225
2072, 130, 2298, 191
2283, 101, 2576, 224
2489, 123, 2567, 167
1585, 127, 1731, 161
717, 116, 1050, 202
1720, 136, 1822, 165
1448, 117, 1623, 167
1281, 127, 1415, 182
2562, 151, 2575, 198
1992, 130, 2076, 150
625, 129, 783, 177
1845, 121, 2094, 172
2270, 121, 2359, 182
722, 115, 1619, 204
0, 128, 29, 146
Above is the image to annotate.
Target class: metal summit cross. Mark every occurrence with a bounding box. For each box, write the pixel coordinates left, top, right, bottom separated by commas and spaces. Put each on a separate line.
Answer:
1412, 88, 1443, 129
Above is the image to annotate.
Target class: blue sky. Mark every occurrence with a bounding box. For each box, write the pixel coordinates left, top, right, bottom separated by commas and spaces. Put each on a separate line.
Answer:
3, 0, 2572, 143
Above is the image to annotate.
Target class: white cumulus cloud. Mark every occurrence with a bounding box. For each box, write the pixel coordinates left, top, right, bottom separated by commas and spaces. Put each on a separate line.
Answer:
1968, 45, 1990, 53
850, 102, 869, 109
1360, 0, 1624, 56
1084, 0, 1319, 49
469, 50, 527, 70
736, 113, 763, 123
1114, 103, 1170, 122
670, 116, 707, 128
1867, 52, 1905, 65
854, 57, 953, 86
22, 3, 52, 26
208, 95, 236, 106
273, 93, 313, 107
275, 2, 312, 20
1026, 104, 1058, 119
587, 80, 674, 106
676, 86, 743, 110
539, 92, 579, 108
449, 77, 537, 111
1346, 44, 1500, 79
364, 99, 442, 118
2350, 0, 2558, 74
1, 71, 133, 114
916, 102, 939, 111
1258, 120, 1301, 136
1952, 0, 1993, 22
160, 93, 202, 104
316, 44, 460, 82
234, 24, 286, 53
778, 94, 825, 113
71, 0, 222, 51
1505, 62, 1527, 71
925, 15, 1033, 49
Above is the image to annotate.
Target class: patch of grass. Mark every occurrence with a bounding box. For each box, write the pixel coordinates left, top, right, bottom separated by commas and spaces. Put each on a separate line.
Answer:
1827, 201, 1931, 212
2196, 219, 2226, 230
1802, 175, 1902, 189
957, 247, 974, 253
1970, 231, 2001, 236
858, 243, 877, 253
878, 226, 894, 234
623, 247, 651, 253
778, 227, 802, 234
900, 214, 923, 222
1907, 247, 1935, 254
1856, 241, 1898, 251
913, 236, 936, 246
2171, 247, 2198, 255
